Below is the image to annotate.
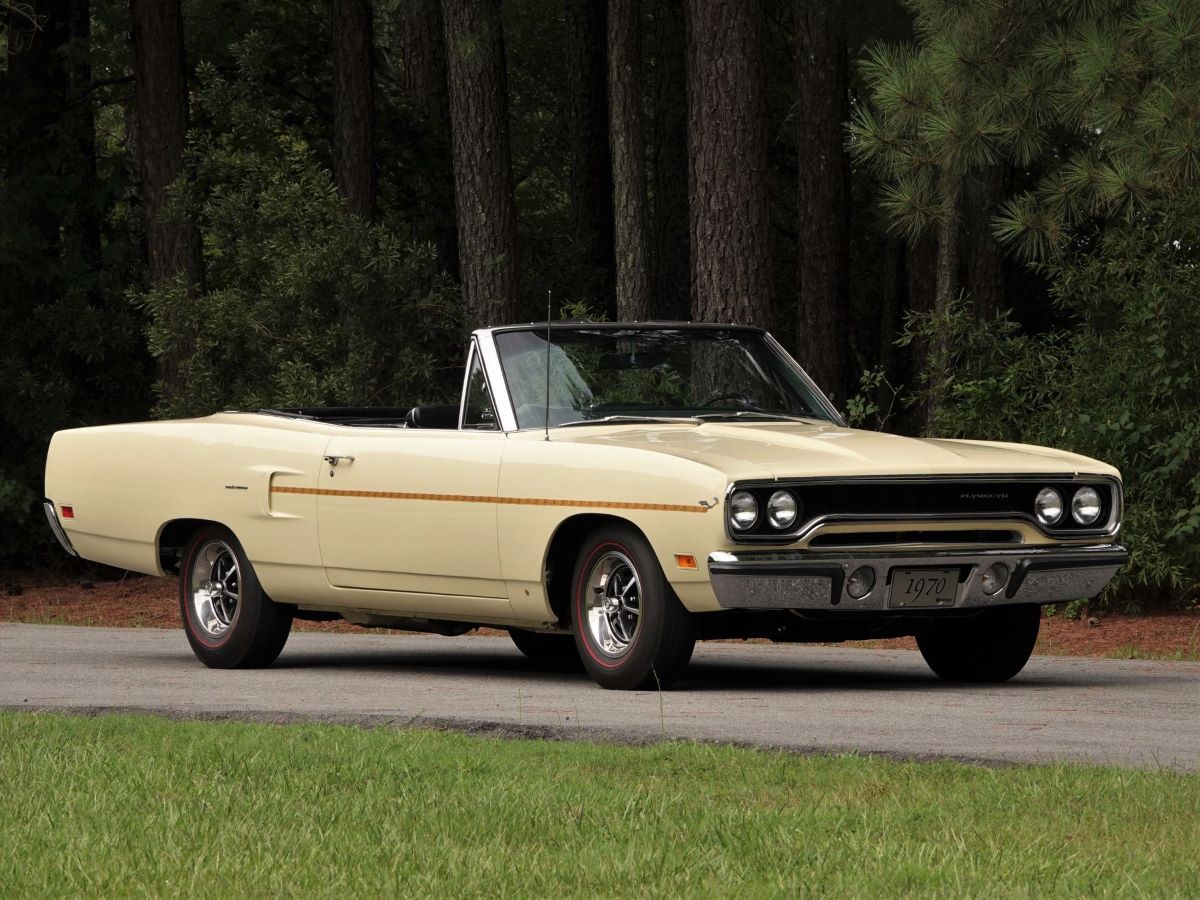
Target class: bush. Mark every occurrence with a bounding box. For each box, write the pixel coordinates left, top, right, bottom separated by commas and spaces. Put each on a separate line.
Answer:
897, 199, 1200, 607
138, 51, 462, 419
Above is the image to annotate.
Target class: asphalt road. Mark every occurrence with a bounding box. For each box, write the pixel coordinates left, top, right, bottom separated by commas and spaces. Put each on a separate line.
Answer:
2, 623, 1197, 770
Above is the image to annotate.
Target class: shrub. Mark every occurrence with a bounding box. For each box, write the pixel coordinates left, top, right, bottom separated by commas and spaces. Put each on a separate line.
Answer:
896, 199, 1200, 606
138, 52, 462, 419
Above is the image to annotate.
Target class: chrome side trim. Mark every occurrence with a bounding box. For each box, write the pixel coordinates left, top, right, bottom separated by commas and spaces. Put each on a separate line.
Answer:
707, 544, 1128, 611
43, 501, 77, 557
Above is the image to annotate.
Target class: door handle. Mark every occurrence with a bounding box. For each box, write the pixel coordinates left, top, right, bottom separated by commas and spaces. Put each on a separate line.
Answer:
323, 455, 356, 467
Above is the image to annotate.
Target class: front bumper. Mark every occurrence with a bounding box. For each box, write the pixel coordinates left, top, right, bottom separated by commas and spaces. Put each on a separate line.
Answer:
707, 544, 1128, 611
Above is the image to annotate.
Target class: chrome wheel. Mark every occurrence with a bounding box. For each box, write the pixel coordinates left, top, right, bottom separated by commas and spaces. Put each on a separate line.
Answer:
584, 550, 642, 656
189, 539, 241, 639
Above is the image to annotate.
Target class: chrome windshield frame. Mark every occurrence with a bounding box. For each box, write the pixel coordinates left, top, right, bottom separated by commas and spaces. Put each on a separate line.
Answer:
473, 322, 844, 433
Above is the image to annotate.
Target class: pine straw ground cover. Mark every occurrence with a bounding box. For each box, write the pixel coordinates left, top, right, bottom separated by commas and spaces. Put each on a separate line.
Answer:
0, 712, 1197, 897
3, 570, 1198, 660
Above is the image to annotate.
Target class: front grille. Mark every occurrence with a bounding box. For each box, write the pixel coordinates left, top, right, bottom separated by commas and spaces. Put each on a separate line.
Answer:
728, 477, 1117, 543
808, 529, 1021, 548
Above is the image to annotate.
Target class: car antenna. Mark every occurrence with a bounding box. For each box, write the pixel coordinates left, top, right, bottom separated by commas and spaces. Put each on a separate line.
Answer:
544, 289, 552, 442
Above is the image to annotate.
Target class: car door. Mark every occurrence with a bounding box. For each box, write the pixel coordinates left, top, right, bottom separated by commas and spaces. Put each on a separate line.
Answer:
315, 350, 507, 601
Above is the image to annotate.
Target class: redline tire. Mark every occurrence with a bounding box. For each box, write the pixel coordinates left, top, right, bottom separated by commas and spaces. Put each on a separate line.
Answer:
179, 525, 293, 668
571, 525, 695, 690
916, 604, 1040, 683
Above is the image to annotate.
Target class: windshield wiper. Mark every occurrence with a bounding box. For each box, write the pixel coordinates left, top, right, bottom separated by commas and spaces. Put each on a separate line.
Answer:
558, 414, 702, 428
693, 410, 828, 424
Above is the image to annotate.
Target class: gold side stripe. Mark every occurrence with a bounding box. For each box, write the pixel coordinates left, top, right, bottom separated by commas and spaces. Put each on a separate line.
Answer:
271, 485, 710, 514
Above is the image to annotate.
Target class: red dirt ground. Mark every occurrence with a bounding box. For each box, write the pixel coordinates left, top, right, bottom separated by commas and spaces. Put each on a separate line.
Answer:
2, 569, 1197, 659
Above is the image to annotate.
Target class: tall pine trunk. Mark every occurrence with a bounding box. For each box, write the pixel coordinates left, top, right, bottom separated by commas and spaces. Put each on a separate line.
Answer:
5, 0, 70, 259
394, 0, 457, 274
565, 0, 615, 316
608, 0, 652, 321
131, 0, 205, 394
650, 0, 688, 321
964, 165, 1009, 323
443, 0, 520, 327
332, 0, 377, 220
927, 168, 962, 425
793, 0, 850, 406
685, 0, 771, 326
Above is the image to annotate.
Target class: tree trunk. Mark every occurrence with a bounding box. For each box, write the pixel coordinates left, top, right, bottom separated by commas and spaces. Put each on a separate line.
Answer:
793, 0, 850, 406
332, 0, 377, 220
650, 0, 688, 321
392, 0, 457, 274
927, 169, 961, 425
62, 0, 102, 274
964, 165, 1009, 323
565, 0, 615, 317
131, 0, 205, 392
5, 0, 71, 257
685, 0, 772, 327
608, 0, 652, 321
443, 0, 520, 327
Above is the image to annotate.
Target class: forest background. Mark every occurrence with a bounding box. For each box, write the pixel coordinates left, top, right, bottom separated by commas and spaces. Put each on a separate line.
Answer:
2, 0, 1197, 607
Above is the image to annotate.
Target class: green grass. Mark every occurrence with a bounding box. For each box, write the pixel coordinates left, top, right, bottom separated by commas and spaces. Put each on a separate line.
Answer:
1, 713, 1197, 897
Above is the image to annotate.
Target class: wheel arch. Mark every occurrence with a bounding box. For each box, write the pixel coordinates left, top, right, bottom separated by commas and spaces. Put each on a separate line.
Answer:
542, 513, 652, 627
157, 518, 227, 575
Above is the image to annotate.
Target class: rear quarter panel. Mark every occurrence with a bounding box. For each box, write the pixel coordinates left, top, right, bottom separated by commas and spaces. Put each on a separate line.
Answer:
44, 417, 328, 598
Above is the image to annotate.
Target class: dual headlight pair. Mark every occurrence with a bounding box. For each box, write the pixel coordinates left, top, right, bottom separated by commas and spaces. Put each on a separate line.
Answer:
1035, 485, 1103, 526
729, 489, 797, 532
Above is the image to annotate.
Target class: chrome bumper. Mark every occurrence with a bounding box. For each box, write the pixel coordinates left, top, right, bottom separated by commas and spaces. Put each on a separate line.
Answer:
707, 544, 1128, 611
43, 500, 77, 557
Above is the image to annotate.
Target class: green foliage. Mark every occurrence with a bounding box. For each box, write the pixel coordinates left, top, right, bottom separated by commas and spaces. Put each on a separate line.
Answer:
137, 51, 463, 418
900, 194, 1200, 604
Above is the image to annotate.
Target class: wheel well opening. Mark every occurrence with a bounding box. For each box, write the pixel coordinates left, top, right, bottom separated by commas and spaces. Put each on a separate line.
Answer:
157, 518, 222, 574
543, 514, 649, 627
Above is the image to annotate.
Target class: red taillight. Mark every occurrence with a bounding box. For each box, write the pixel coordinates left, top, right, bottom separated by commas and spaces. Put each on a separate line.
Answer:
61, 505, 74, 519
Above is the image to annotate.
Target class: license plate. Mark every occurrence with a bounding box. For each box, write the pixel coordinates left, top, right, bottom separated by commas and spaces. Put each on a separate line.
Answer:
888, 568, 959, 608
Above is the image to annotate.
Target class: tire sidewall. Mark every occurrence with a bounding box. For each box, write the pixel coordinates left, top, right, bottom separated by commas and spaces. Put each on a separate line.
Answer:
571, 528, 677, 687
179, 526, 265, 666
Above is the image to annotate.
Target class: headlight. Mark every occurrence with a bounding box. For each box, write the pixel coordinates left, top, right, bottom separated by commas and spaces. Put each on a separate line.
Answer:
1034, 487, 1063, 525
729, 490, 759, 531
1071, 486, 1103, 525
766, 490, 798, 529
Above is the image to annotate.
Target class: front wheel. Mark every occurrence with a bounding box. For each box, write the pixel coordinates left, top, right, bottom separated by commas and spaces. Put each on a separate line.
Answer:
571, 525, 695, 690
916, 604, 1041, 683
179, 526, 293, 668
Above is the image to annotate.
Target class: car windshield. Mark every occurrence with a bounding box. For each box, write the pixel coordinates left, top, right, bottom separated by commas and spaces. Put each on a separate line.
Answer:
494, 326, 838, 429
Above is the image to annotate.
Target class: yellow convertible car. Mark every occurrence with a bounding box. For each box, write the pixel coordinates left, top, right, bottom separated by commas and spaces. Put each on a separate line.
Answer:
44, 323, 1127, 689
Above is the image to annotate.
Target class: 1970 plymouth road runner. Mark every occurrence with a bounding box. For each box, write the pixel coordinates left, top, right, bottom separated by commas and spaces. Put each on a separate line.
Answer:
44, 323, 1128, 689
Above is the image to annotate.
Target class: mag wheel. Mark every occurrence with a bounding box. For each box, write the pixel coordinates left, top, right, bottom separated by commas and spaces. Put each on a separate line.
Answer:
179, 525, 293, 668
571, 525, 695, 690
917, 604, 1041, 683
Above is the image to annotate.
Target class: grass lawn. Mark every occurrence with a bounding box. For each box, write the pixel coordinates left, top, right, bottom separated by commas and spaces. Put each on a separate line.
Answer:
1, 713, 1197, 897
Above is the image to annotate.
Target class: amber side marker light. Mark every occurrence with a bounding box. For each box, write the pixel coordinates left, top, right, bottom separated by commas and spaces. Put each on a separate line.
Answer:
675, 554, 698, 570
61, 506, 74, 519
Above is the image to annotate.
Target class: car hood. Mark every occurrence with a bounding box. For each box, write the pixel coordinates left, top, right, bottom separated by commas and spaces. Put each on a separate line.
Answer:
551, 421, 1120, 481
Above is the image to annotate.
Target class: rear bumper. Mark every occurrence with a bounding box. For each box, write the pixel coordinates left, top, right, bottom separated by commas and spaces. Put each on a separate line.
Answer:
707, 544, 1128, 611
43, 500, 77, 557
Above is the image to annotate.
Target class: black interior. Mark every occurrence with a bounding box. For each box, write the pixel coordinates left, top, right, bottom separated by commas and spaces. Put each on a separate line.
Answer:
403, 404, 461, 429
257, 405, 462, 428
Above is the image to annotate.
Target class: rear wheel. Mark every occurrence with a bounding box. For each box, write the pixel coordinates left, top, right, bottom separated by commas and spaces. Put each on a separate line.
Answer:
916, 604, 1040, 683
508, 628, 581, 668
179, 526, 293, 668
571, 525, 695, 690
